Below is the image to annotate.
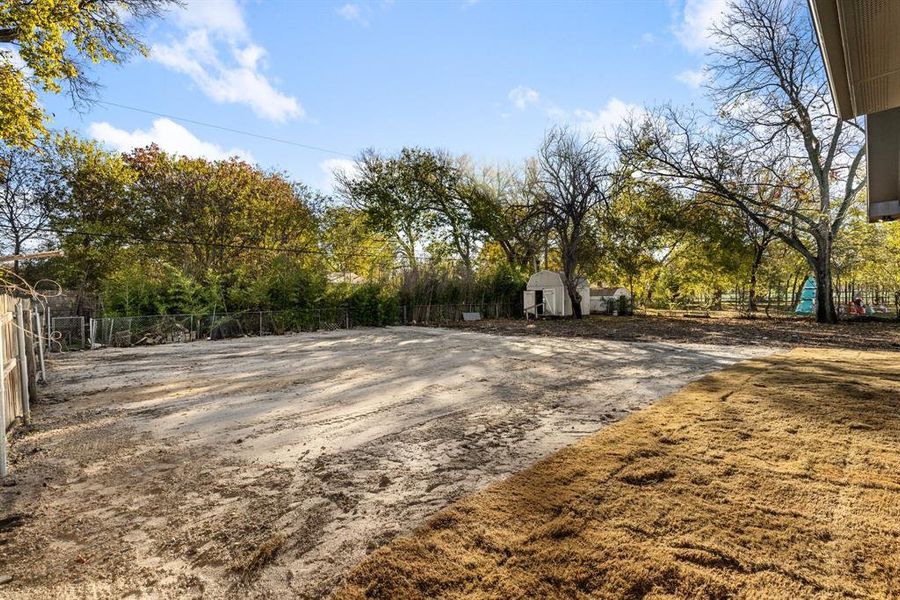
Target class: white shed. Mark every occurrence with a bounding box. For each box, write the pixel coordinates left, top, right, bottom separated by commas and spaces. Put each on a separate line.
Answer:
590, 287, 632, 314
523, 270, 591, 317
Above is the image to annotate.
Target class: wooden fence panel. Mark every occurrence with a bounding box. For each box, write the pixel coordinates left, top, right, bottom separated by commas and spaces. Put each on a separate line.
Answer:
0, 295, 32, 429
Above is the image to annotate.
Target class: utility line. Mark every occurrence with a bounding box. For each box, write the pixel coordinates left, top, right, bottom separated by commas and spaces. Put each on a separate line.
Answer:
96, 101, 356, 158
0, 224, 455, 262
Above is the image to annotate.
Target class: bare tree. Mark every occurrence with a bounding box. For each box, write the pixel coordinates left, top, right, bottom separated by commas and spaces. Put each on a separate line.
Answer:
617, 0, 864, 323
0, 143, 53, 272
536, 126, 611, 318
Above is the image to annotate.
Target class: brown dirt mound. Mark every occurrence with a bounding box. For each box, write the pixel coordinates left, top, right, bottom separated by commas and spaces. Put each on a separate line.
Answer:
334, 348, 900, 599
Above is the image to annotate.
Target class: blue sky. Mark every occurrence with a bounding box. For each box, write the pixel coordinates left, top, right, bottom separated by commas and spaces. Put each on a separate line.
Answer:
43, 0, 727, 193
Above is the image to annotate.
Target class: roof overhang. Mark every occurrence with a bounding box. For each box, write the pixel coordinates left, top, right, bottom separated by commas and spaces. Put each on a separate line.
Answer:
808, 0, 900, 221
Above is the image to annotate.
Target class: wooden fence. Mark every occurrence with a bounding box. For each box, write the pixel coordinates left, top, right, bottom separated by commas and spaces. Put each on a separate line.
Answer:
0, 295, 45, 478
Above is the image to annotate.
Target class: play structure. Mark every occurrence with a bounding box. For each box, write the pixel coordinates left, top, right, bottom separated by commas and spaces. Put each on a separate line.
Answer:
795, 276, 816, 315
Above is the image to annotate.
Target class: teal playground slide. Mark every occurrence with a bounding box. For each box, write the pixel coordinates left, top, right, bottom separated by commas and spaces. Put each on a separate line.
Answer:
795, 276, 816, 315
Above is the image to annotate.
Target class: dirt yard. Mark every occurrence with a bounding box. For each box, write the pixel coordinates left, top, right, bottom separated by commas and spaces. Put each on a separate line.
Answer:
0, 327, 770, 598
337, 348, 900, 599
446, 314, 900, 350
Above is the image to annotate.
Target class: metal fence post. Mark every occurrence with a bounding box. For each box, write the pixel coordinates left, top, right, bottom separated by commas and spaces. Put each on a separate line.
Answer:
15, 302, 30, 424
33, 309, 46, 383
259, 311, 263, 336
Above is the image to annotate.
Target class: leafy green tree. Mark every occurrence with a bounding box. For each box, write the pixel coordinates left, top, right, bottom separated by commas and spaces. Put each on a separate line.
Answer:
595, 175, 678, 301
337, 148, 482, 272
460, 162, 544, 270
44, 133, 137, 295
0, 0, 176, 146
320, 205, 395, 281
122, 145, 323, 280
337, 149, 437, 272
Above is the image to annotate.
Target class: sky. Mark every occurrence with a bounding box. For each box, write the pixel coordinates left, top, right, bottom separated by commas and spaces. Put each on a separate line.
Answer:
41, 0, 728, 194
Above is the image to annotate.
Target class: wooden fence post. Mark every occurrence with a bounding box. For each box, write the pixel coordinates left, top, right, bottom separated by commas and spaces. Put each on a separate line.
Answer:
0, 312, 7, 478
15, 302, 30, 424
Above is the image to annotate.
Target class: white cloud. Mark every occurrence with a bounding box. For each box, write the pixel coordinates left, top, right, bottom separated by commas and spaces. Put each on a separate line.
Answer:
319, 158, 359, 193
175, 0, 247, 39
673, 0, 728, 52
508, 86, 540, 110
152, 0, 304, 122
336, 3, 367, 24
634, 32, 656, 48
572, 98, 644, 137
675, 68, 707, 89
544, 105, 566, 120
88, 118, 253, 162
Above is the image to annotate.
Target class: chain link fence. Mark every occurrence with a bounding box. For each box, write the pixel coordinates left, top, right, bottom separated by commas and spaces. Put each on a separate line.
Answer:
48, 302, 521, 352
49, 316, 87, 351
87, 308, 352, 349
398, 302, 521, 324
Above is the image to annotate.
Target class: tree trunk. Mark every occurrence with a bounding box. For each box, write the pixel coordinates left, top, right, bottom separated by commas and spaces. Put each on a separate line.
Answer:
628, 274, 635, 306
563, 276, 583, 319
12, 237, 21, 275
792, 274, 804, 308
561, 254, 583, 319
811, 244, 837, 324
747, 246, 764, 313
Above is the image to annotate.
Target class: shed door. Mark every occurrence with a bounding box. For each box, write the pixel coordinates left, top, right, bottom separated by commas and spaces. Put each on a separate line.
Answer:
523, 290, 535, 316
535, 289, 544, 315
543, 289, 555, 315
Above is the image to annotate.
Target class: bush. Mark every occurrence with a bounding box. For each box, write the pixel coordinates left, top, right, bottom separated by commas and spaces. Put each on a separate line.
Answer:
345, 283, 399, 326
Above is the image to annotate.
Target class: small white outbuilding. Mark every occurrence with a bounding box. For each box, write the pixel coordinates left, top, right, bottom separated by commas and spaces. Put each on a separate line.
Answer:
523, 270, 591, 317
590, 287, 632, 314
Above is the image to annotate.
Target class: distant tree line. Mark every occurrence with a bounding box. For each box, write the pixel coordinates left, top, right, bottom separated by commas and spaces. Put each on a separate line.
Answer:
1, 0, 898, 323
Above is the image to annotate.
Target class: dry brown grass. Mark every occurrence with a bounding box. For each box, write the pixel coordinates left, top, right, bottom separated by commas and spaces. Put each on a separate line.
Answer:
230, 533, 285, 583
445, 315, 900, 350
334, 349, 900, 599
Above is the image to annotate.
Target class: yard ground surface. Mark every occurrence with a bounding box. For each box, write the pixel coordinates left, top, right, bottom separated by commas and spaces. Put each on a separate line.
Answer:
0, 327, 770, 599
445, 313, 900, 350
336, 347, 900, 599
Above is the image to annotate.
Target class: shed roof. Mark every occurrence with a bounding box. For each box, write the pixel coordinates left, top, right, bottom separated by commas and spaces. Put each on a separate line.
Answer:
526, 270, 589, 288
591, 287, 628, 297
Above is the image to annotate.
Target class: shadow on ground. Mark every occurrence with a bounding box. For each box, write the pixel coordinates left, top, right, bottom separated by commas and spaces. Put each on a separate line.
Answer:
0, 328, 771, 599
